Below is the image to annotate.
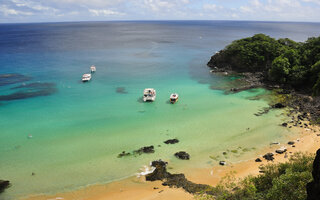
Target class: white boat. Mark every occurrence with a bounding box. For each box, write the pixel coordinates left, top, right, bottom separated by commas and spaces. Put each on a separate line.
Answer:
170, 93, 179, 104
82, 73, 92, 82
143, 88, 156, 102
90, 65, 96, 73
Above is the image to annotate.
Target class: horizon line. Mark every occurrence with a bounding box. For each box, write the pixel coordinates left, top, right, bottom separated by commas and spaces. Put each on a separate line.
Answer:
1, 19, 320, 25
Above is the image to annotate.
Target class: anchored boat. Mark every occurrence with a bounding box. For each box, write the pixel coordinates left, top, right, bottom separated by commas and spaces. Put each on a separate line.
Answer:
90, 65, 96, 73
143, 88, 156, 102
82, 73, 92, 82
170, 93, 179, 104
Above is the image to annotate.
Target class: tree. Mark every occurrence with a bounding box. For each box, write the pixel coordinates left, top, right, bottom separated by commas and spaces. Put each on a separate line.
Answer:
268, 56, 290, 83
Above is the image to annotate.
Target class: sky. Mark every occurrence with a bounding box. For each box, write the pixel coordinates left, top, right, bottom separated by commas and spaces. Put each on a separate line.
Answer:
0, 0, 320, 23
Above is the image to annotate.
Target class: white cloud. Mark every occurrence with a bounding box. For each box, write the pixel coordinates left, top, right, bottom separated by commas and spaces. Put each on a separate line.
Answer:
143, 0, 175, 12
203, 4, 224, 12
88, 9, 125, 16
11, 0, 59, 12
0, 5, 33, 16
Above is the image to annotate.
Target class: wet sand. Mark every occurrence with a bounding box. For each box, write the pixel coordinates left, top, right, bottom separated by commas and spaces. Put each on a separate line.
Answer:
24, 126, 320, 200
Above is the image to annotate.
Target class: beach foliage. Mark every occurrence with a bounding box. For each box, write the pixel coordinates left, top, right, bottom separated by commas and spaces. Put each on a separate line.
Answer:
195, 152, 314, 200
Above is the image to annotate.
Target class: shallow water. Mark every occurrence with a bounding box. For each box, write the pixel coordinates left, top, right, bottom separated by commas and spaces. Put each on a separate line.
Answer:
1, 21, 320, 199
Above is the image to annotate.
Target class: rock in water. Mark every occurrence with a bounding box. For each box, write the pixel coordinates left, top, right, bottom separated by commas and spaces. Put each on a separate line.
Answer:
0, 180, 10, 193
117, 151, 131, 158
146, 160, 169, 181
174, 151, 190, 160
164, 139, 179, 144
134, 146, 155, 154
255, 158, 262, 162
307, 149, 320, 200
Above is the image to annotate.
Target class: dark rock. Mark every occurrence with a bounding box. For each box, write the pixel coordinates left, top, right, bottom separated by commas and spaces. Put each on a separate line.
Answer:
164, 139, 179, 144
0, 180, 10, 193
288, 141, 295, 145
134, 146, 155, 154
146, 160, 214, 195
118, 151, 131, 158
174, 151, 190, 160
307, 149, 320, 200
222, 152, 227, 155
275, 147, 287, 154
272, 103, 286, 109
263, 153, 274, 161
146, 160, 169, 181
219, 161, 226, 165
255, 158, 262, 162
282, 123, 288, 127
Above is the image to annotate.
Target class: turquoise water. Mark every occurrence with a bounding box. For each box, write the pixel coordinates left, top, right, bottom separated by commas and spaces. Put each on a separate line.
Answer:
1, 21, 320, 199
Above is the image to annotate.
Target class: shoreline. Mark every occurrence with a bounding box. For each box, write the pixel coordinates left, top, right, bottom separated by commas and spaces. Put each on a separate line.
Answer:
24, 125, 320, 200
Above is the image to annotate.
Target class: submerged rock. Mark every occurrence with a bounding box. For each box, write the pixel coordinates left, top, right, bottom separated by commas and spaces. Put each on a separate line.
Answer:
282, 123, 288, 127
307, 149, 320, 200
0, 82, 57, 101
164, 139, 179, 144
117, 151, 131, 158
116, 87, 128, 94
0, 73, 31, 86
146, 160, 214, 195
174, 151, 190, 160
0, 180, 10, 193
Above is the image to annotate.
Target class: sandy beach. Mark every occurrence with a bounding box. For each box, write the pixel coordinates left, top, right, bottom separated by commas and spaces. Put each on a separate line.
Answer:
24, 124, 320, 200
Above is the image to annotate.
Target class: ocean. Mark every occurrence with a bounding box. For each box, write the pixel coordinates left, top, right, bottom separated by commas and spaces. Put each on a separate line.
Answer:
1, 21, 320, 199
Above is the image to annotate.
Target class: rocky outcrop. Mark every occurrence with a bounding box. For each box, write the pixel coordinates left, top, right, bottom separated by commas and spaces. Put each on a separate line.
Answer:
146, 160, 214, 195
0, 180, 10, 193
307, 149, 320, 200
174, 151, 190, 160
164, 139, 179, 144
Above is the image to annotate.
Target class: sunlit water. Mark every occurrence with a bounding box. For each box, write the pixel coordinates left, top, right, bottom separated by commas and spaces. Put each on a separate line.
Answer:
1, 21, 320, 199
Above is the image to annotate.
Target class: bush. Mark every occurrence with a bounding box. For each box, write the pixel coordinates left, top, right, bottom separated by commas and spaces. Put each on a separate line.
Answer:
195, 152, 314, 200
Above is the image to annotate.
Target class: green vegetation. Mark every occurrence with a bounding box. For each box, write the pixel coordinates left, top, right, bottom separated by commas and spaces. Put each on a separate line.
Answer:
196, 152, 314, 200
208, 34, 320, 95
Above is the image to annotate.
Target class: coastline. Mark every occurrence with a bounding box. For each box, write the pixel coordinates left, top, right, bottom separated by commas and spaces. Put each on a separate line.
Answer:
24, 125, 320, 200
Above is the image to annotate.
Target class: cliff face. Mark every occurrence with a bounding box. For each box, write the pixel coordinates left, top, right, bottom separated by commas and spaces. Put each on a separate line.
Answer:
307, 149, 320, 200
